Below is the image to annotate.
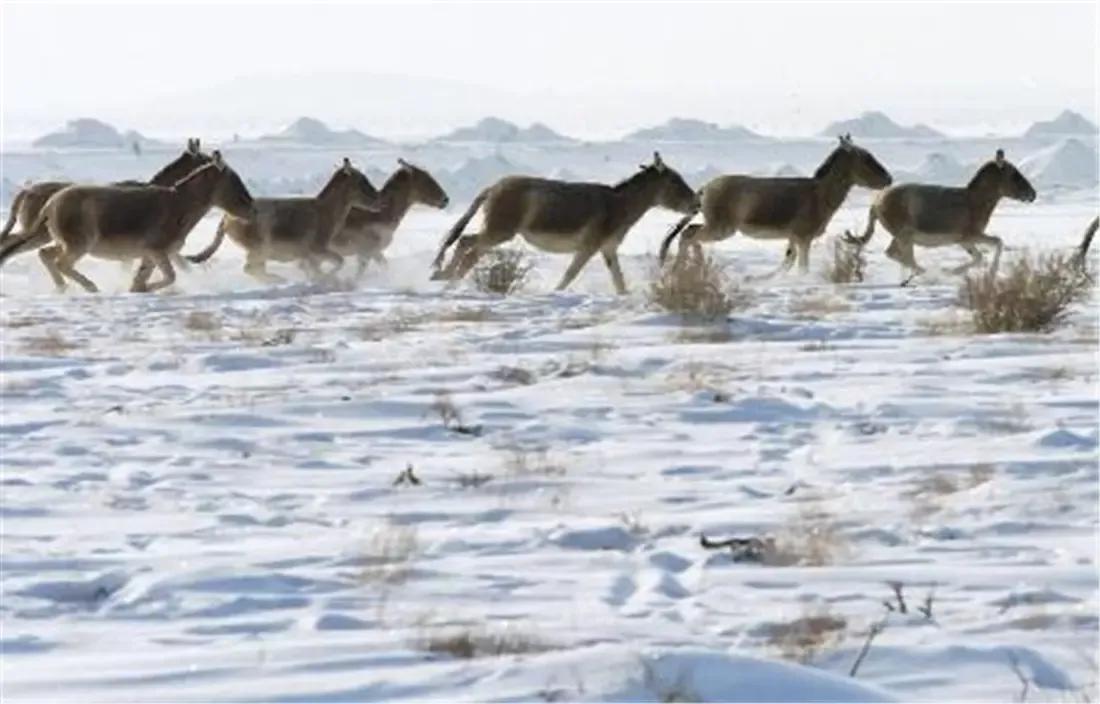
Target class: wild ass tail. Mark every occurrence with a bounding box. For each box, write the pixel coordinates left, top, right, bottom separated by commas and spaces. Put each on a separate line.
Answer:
0, 210, 51, 267
0, 189, 27, 241
1074, 216, 1098, 268
186, 218, 228, 264
431, 190, 487, 272
844, 205, 878, 247
658, 209, 698, 264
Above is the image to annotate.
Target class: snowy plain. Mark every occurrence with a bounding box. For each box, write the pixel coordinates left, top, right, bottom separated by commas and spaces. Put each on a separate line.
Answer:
0, 139, 1098, 703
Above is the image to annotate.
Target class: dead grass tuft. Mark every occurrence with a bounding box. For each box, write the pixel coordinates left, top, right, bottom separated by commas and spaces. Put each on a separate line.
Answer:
790, 293, 850, 318
419, 625, 553, 659
767, 497, 849, 567
649, 255, 748, 320
960, 251, 1092, 333
473, 247, 533, 295
764, 606, 849, 664
502, 446, 567, 477
183, 310, 221, 333
359, 524, 419, 584
20, 330, 79, 356
823, 237, 867, 284
904, 464, 995, 519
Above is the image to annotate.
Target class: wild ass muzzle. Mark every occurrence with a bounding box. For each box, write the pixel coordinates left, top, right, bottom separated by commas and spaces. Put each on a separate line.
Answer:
431, 152, 697, 294
844, 148, 1037, 284
0, 151, 255, 293
0, 138, 209, 244
187, 158, 382, 282
329, 158, 450, 277
659, 134, 892, 275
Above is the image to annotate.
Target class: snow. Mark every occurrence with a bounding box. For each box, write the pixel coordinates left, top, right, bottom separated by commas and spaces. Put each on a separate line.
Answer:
0, 145, 1097, 702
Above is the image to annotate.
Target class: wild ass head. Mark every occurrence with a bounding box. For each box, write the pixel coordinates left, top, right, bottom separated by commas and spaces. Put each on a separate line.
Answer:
322, 158, 382, 211
629, 152, 698, 214
397, 158, 450, 209
818, 134, 893, 190
970, 149, 1036, 203
201, 150, 255, 218
148, 137, 212, 186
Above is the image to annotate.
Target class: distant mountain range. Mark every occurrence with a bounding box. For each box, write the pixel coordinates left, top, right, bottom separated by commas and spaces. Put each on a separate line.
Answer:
625, 118, 763, 142
819, 111, 943, 139
258, 117, 387, 147
1023, 110, 1097, 139
431, 117, 574, 144
32, 118, 167, 150
26, 110, 1099, 150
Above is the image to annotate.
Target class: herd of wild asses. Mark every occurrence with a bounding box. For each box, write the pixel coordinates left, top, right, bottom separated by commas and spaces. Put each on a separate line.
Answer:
0, 133, 1093, 295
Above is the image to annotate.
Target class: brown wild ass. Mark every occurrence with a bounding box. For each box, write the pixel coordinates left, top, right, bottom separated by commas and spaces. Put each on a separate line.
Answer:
0, 138, 210, 243
329, 158, 450, 276
844, 149, 1036, 284
187, 158, 382, 282
659, 135, 892, 273
432, 152, 697, 293
0, 151, 254, 293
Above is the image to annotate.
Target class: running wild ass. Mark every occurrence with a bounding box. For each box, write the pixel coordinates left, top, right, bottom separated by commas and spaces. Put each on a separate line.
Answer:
845, 149, 1036, 283
188, 158, 382, 282
330, 158, 450, 276
0, 151, 254, 293
432, 152, 697, 293
660, 135, 892, 273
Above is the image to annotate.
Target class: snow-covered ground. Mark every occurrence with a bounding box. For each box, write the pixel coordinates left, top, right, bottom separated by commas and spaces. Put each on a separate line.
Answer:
1, 165, 1098, 701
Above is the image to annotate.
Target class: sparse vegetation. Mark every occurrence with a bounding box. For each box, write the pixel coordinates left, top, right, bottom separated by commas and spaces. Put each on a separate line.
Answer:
823, 236, 867, 284
960, 251, 1092, 333
790, 292, 851, 317
20, 331, 78, 356
419, 625, 552, 659
359, 524, 419, 584
429, 392, 483, 436
183, 310, 221, 333
502, 446, 567, 477
649, 255, 747, 320
473, 247, 533, 295
768, 497, 849, 567
764, 607, 849, 664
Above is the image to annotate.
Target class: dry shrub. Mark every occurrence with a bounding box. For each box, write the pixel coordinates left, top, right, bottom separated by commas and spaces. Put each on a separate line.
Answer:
473, 247, 532, 295
904, 464, 995, 519
765, 498, 849, 567
823, 237, 867, 284
503, 446, 567, 477
359, 524, 419, 584
649, 255, 746, 320
790, 293, 850, 317
420, 625, 552, 659
764, 607, 849, 664
960, 252, 1092, 333
20, 331, 78, 356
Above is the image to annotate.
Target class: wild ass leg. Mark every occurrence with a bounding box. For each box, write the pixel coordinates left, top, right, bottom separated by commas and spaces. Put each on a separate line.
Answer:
316, 249, 344, 275
556, 238, 602, 292
748, 239, 797, 282
949, 241, 985, 275
973, 234, 1003, 277
793, 236, 812, 274
601, 246, 628, 295
130, 257, 156, 292
54, 250, 99, 293
141, 251, 177, 292
244, 251, 285, 284
885, 237, 924, 286
449, 231, 515, 283
37, 246, 67, 291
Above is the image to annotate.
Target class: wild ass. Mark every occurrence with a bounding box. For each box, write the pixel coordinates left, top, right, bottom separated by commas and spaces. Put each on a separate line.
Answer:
659, 135, 892, 273
329, 158, 450, 276
844, 149, 1036, 283
0, 138, 210, 243
432, 152, 697, 293
187, 158, 382, 282
0, 151, 254, 293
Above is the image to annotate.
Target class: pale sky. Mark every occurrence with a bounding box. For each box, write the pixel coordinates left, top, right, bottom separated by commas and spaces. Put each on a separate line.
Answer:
1, 1, 1096, 141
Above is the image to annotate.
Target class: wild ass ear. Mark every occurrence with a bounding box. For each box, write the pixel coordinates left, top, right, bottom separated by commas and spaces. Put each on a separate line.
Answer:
397, 157, 410, 168
212, 150, 226, 170
342, 157, 353, 173
995, 149, 1005, 165
653, 151, 666, 171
